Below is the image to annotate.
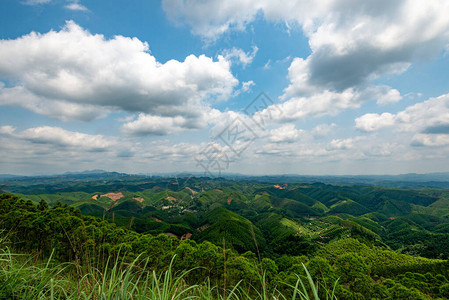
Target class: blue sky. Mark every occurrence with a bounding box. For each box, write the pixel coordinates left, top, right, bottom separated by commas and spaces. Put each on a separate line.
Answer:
1, 0, 449, 176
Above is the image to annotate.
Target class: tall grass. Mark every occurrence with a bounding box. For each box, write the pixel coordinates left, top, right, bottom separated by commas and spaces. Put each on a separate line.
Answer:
0, 234, 338, 299
287, 263, 339, 300
0, 234, 70, 299
73, 254, 200, 299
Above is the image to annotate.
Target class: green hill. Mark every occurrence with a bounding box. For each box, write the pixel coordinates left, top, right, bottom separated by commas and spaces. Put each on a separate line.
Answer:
192, 207, 266, 253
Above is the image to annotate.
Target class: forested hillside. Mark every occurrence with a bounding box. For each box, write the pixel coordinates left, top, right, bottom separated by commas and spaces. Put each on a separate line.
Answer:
1, 173, 449, 299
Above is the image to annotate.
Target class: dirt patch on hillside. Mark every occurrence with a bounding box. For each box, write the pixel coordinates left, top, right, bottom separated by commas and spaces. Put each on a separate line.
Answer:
181, 233, 192, 240
273, 184, 287, 189
101, 192, 124, 201
91, 195, 99, 200
134, 197, 144, 203
196, 224, 210, 232
186, 187, 197, 195
165, 196, 177, 201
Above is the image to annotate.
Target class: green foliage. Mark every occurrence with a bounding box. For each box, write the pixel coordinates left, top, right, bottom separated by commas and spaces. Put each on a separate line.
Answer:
329, 199, 369, 216
2, 173, 449, 299
0, 232, 341, 299
256, 213, 316, 256
193, 207, 266, 254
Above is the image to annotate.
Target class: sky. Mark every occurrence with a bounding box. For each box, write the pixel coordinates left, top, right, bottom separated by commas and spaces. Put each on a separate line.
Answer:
1, 0, 449, 176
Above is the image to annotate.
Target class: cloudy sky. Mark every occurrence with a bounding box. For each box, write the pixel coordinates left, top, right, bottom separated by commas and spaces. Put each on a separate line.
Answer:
1, 0, 449, 176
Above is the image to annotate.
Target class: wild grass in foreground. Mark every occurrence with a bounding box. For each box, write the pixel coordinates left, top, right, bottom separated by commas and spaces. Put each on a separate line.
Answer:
0, 244, 337, 299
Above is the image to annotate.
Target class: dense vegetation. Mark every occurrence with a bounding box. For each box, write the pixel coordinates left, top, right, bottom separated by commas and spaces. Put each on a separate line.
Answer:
1, 173, 449, 298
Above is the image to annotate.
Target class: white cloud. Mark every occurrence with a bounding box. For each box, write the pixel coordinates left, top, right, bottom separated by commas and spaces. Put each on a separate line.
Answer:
207, 109, 251, 137
354, 93, 449, 151
221, 46, 258, 67
263, 59, 271, 70
269, 124, 302, 143
163, 0, 448, 118
247, 84, 401, 124
123, 106, 260, 137
395, 94, 449, 133
0, 86, 109, 122
164, 1, 449, 83
0, 125, 211, 174
312, 123, 336, 138
144, 141, 204, 161
376, 86, 403, 105
23, 0, 88, 11
412, 133, 449, 147
241, 80, 255, 93
0, 125, 115, 152
355, 113, 396, 132
122, 113, 207, 136
23, 0, 51, 5
283, 57, 403, 103
0, 21, 238, 127
253, 128, 422, 168
262, 86, 399, 123
162, 0, 262, 40
362, 143, 397, 157
356, 93, 449, 135
0, 125, 16, 135
283, 57, 316, 96
65, 2, 88, 12
326, 138, 355, 151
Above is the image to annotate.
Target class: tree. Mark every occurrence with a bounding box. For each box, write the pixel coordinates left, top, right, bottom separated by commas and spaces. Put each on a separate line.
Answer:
37, 199, 48, 211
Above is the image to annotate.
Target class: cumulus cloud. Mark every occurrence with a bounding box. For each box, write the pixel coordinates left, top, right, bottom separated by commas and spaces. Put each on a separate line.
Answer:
412, 134, 449, 147
254, 127, 419, 168
207, 109, 250, 137
258, 85, 400, 123
269, 124, 302, 143
0, 86, 109, 122
162, 0, 262, 40
356, 93, 449, 134
0, 125, 213, 174
355, 113, 396, 132
122, 113, 207, 136
326, 138, 355, 151
121, 106, 262, 137
355, 93, 449, 149
0, 125, 16, 135
0, 125, 115, 152
0, 21, 238, 127
282, 58, 403, 107
376, 88, 403, 105
395, 94, 449, 133
163, 0, 449, 116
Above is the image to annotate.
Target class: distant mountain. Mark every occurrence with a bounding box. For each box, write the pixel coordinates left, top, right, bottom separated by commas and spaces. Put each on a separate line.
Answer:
0, 174, 24, 180
240, 173, 449, 188
2, 170, 449, 189
63, 169, 108, 175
